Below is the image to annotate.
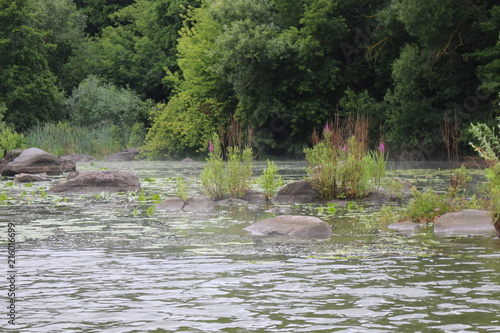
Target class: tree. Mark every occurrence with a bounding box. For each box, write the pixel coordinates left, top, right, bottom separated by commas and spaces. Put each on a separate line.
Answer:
0, 0, 63, 131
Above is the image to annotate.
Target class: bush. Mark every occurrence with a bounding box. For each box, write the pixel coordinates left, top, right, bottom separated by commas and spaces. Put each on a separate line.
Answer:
257, 160, 284, 199
0, 122, 27, 156
66, 75, 147, 128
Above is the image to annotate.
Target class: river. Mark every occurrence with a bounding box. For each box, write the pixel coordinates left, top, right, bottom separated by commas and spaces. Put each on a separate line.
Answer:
1, 161, 499, 332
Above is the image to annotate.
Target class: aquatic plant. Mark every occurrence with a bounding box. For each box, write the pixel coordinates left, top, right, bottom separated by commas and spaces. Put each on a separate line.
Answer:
175, 177, 189, 202
201, 133, 227, 200
201, 132, 254, 200
0, 122, 27, 156
257, 160, 284, 199
469, 119, 500, 236
305, 117, 386, 200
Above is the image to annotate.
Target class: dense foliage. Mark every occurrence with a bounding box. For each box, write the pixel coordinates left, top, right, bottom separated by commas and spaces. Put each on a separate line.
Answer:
0, 0, 498, 158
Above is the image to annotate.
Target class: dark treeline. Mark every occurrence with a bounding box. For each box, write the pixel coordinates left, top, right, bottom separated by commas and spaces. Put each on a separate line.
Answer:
0, 0, 498, 159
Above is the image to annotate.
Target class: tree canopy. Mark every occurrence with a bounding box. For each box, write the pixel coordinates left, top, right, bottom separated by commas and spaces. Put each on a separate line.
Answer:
1, 0, 498, 158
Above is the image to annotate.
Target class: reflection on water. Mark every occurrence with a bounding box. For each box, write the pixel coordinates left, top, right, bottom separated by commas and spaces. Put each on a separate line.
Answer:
1, 160, 499, 332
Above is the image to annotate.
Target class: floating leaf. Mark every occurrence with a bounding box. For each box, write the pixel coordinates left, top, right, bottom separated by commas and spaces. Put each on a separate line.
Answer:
151, 193, 161, 203
146, 205, 157, 217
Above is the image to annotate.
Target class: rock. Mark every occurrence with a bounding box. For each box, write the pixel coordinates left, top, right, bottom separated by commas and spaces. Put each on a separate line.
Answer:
266, 207, 294, 214
434, 209, 496, 235
59, 154, 94, 162
48, 170, 141, 194
1, 148, 64, 176
388, 221, 421, 232
105, 148, 140, 162
216, 198, 249, 205
273, 179, 318, 203
14, 173, 52, 183
60, 159, 76, 173
181, 158, 194, 163
243, 190, 268, 204
245, 215, 332, 239
3, 149, 23, 161
157, 197, 186, 211
183, 195, 214, 212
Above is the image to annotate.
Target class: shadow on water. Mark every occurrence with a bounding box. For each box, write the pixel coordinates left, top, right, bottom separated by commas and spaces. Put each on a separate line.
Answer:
1, 160, 499, 332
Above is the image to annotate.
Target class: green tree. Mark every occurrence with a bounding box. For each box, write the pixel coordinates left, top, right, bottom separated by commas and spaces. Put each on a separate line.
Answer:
0, 0, 63, 131
66, 75, 147, 128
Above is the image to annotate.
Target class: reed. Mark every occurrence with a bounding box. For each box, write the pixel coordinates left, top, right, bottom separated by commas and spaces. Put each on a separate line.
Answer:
25, 121, 143, 159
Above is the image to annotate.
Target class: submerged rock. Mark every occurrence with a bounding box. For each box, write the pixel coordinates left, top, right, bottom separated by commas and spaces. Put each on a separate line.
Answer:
245, 215, 332, 239
157, 197, 186, 211
434, 209, 495, 235
1, 148, 66, 176
14, 173, 52, 183
273, 179, 318, 203
243, 190, 268, 204
105, 148, 140, 162
59, 154, 94, 162
388, 221, 422, 232
183, 195, 214, 212
216, 198, 249, 205
181, 158, 194, 163
48, 170, 141, 194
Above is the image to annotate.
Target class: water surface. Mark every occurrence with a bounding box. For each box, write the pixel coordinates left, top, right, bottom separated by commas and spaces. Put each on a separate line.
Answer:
1, 161, 499, 332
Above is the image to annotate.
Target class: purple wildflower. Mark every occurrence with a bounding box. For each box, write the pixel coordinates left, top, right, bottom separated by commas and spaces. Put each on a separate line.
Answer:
209, 140, 214, 153
379, 142, 385, 153
342, 145, 347, 152
324, 123, 330, 132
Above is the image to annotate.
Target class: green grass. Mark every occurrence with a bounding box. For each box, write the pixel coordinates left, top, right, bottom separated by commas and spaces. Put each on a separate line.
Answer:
25, 121, 144, 159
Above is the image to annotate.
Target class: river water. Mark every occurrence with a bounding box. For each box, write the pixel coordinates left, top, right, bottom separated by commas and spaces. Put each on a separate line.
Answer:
1, 161, 499, 332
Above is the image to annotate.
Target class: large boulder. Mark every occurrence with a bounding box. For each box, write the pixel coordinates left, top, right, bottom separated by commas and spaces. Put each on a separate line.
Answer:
245, 215, 332, 239
105, 148, 140, 162
1, 148, 66, 176
273, 179, 318, 203
48, 170, 141, 194
434, 209, 496, 236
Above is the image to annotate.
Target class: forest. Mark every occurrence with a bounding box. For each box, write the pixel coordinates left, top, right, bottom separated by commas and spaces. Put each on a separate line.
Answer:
0, 0, 498, 159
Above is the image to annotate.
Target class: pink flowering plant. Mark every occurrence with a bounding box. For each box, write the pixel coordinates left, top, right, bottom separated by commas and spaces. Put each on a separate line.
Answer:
305, 121, 387, 200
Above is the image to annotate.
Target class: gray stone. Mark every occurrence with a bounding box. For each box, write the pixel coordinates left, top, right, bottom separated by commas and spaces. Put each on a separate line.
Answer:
216, 198, 249, 205
245, 215, 332, 239
273, 179, 318, 203
388, 221, 422, 231
1, 148, 63, 176
183, 195, 214, 212
105, 148, 140, 162
157, 197, 186, 211
434, 209, 496, 235
59, 154, 94, 162
60, 159, 76, 173
181, 158, 194, 163
48, 170, 141, 194
14, 173, 52, 183
243, 190, 268, 204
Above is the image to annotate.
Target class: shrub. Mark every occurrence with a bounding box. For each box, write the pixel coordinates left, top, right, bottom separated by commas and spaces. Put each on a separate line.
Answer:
0, 122, 27, 157
257, 160, 284, 199
226, 146, 253, 198
66, 75, 147, 128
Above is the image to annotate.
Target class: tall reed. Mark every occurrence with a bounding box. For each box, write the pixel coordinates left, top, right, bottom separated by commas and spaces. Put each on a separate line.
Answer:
25, 121, 140, 159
